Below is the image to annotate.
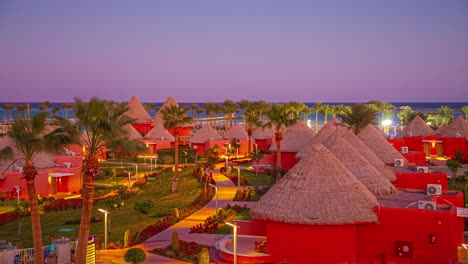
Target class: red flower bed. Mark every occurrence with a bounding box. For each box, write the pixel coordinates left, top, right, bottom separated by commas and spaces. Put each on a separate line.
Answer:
0, 212, 21, 225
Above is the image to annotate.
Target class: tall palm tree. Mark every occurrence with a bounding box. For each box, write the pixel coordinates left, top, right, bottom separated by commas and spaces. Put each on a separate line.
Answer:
251, 100, 271, 122
320, 105, 332, 124
244, 112, 261, 154
313, 103, 323, 133
2, 104, 15, 123
437, 106, 453, 124
69, 98, 144, 264
329, 105, 340, 118
339, 103, 378, 134
203, 103, 217, 127
237, 99, 252, 125
461, 106, 468, 120
301, 107, 314, 122
160, 105, 193, 192
222, 100, 238, 129
265, 104, 297, 182
0, 113, 75, 264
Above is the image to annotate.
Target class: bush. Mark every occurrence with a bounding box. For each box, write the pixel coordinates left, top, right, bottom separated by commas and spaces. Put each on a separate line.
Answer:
124, 248, 146, 264
157, 148, 197, 164
199, 247, 210, 264
172, 231, 180, 250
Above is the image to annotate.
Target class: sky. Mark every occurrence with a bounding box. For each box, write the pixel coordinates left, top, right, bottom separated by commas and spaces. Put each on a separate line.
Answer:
0, 1, 467, 103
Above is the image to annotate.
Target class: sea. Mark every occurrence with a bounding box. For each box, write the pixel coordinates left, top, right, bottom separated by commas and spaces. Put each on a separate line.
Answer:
0, 102, 466, 124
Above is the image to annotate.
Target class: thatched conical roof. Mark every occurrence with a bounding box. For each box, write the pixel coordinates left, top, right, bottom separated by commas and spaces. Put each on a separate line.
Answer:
269, 121, 315, 153
295, 117, 341, 159
123, 96, 151, 123
395, 116, 434, 139
252, 125, 275, 140
224, 123, 248, 140
435, 123, 449, 136
341, 128, 397, 182
441, 116, 468, 140
190, 123, 222, 143
145, 123, 174, 141
322, 130, 398, 196
250, 143, 379, 225
124, 124, 143, 141
151, 96, 192, 127
358, 124, 407, 164
0, 136, 55, 171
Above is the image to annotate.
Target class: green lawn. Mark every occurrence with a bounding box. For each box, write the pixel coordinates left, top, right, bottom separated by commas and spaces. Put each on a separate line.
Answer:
214, 208, 251, 234
239, 169, 273, 186
0, 168, 203, 248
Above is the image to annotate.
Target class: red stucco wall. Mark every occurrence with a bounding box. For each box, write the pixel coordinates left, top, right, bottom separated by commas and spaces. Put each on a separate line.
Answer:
389, 139, 406, 151
393, 173, 448, 190
402, 152, 426, 165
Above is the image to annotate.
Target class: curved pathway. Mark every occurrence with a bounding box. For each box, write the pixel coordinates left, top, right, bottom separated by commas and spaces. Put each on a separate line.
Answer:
97, 167, 256, 263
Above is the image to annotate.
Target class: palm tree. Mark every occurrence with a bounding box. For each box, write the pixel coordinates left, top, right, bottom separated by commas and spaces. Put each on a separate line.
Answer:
160, 105, 193, 192
301, 107, 314, 122
69, 98, 144, 264
461, 106, 468, 120
203, 103, 217, 127
251, 101, 271, 122
2, 104, 15, 123
336, 104, 351, 116
222, 100, 238, 129
313, 103, 323, 133
237, 99, 252, 125
0, 113, 75, 264
437, 106, 453, 124
320, 105, 333, 124
329, 105, 340, 118
339, 103, 378, 134
265, 104, 297, 182
244, 112, 261, 154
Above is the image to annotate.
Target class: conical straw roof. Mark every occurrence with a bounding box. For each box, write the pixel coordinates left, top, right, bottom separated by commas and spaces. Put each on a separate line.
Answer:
295, 117, 341, 159
322, 130, 398, 196
252, 125, 276, 140
123, 96, 151, 123
441, 116, 468, 140
358, 124, 407, 164
435, 123, 449, 136
0, 136, 55, 170
269, 120, 315, 152
151, 96, 192, 127
395, 116, 434, 139
224, 123, 249, 140
145, 123, 175, 141
124, 124, 143, 141
250, 143, 379, 225
341, 128, 397, 182
190, 123, 222, 143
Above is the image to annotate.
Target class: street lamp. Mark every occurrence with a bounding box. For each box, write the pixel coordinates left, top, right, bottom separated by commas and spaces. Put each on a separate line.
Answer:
14, 186, 21, 207
253, 143, 258, 154
208, 184, 219, 217
98, 209, 111, 250
234, 167, 241, 188
130, 163, 139, 179
127, 172, 131, 190
225, 222, 240, 264
183, 151, 188, 165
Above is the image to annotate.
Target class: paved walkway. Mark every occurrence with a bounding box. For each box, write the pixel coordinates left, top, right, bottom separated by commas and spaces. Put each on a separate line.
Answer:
97, 167, 256, 263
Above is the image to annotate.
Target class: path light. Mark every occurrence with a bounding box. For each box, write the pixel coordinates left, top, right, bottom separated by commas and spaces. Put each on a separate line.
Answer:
234, 167, 241, 188
222, 147, 229, 172
253, 143, 258, 154
225, 222, 240, 264
98, 209, 111, 250
183, 151, 188, 165
209, 184, 219, 216
127, 172, 131, 190
14, 186, 21, 206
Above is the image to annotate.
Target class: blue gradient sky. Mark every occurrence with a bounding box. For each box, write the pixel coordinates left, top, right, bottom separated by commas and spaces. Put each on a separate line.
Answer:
0, 1, 467, 102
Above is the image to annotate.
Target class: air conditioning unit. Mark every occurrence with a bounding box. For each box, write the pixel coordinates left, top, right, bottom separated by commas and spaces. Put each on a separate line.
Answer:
394, 159, 404, 167
427, 184, 442, 195
416, 166, 429, 173
401, 147, 409, 154
64, 162, 72, 168
418, 201, 436, 210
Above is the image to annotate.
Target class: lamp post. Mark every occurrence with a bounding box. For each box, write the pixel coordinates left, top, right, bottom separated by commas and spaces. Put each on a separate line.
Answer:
183, 151, 188, 165
131, 163, 139, 179
127, 172, 131, 190
222, 147, 229, 172
209, 184, 218, 216
234, 167, 241, 188
253, 143, 258, 154
98, 209, 111, 250
14, 186, 21, 206
225, 222, 240, 264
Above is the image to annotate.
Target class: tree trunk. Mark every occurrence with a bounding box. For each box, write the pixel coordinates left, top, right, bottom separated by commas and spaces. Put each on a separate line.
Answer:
171, 133, 180, 192
275, 132, 282, 183
247, 133, 252, 154
75, 155, 100, 264
315, 111, 319, 133
23, 161, 44, 264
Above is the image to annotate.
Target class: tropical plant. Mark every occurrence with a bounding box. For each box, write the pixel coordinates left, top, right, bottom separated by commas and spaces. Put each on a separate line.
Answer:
265, 104, 297, 182
66, 98, 144, 264
447, 159, 462, 182
244, 112, 261, 153
251, 101, 271, 122
2, 104, 15, 123
160, 105, 193, 192
339, 103, 378, 134
0, 112, 75, 264
328, 105, 340, 118
461, 106, 468, 121
124, 248, 146, 264
320, 105, 332, 124
134, 200, 154, 221
237, 99, 252, 124
285, 101, 306, 119
222, 100, 238, 129
313, 103, 323, 132
437, 106, 453, 124
301, 107, 314, 122
142, 103, 154, 112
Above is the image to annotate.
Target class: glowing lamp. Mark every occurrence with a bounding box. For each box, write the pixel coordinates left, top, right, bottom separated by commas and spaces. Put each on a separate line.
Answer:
382, 119, 392, 126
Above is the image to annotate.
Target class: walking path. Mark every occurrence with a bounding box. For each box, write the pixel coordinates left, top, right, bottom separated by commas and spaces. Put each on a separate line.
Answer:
97, 167, 256, 263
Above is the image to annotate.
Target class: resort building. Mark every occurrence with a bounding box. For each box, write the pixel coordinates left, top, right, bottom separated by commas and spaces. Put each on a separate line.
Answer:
152, 96, 192, 140
189, 123, 224, 156
143, 123, 174, 155
123, 96, 153, 134
224, 123, 250, 156
252, 125, 275, 151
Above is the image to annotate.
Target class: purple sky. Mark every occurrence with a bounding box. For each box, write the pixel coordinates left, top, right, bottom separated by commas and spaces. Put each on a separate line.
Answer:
0, 1, 467, 102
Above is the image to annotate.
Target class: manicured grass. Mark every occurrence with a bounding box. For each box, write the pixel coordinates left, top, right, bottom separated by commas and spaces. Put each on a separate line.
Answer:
0, 168, 204, 248
239, 169, 273, 186
214, 208, 251, 234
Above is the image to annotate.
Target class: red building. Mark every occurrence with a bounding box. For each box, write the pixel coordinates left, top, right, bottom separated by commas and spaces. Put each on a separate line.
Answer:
224, 123, 251, 156
252, 125, 275, 151
189, 123, 224, 156
143, 123, 174, 155
151, 96, 193, 138
123, 96, 153, 134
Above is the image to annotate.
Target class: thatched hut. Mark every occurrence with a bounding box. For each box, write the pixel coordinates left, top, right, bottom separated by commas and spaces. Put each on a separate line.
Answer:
269, 120, 315, 170
143, 124, 175, 154
123, 96, 152, 123
322, 130, 398, 196
341, 128, 397, 182
295, 117, 341, 159
124, 124, 143, 141
441, 116, 468, 140
250, 143, 378, 262
151, 96, 192, 137
189, 123, 224, 155
252, 125, 275, 151
395, 116, 434, 139
358, 124, 407, 165
435, 123, 449, 136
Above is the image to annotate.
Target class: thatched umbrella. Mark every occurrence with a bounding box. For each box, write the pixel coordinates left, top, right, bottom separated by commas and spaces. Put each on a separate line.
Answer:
295, 117, 341, 159
189, 123, 222, 143
440, 116, 468, 140
123, 96, 152, 123
252, 125, 275, 140
224, 123, 248, 140
124, 124, 143, 141
145, 123, 175, 141
322, 130, 398, 196
250, 143, 379, 225
358, 124, 407, 164
269, 120, 315, 153
395, 116, 434, 139
341, 128, 397, 182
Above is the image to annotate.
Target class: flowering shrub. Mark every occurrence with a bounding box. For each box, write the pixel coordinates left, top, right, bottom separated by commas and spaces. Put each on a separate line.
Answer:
189, 204, 245, 233
152, 240, 206, 263
234, 187, 255, 201
43, 198, 83, 212
0, 212, 21, 225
